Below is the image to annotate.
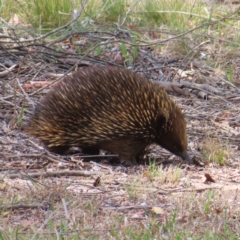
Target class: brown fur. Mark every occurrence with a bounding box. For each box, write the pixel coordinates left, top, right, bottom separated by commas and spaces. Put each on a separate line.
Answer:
26, 66, 190, 164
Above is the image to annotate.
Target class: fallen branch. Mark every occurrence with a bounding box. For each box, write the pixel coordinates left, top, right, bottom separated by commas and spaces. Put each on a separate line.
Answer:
101, 205, 164, 211
155, 82, 189, 97
0, 203, 50, 211
5, 170, 102, 179
192, 90, 208, 99
180, 80, 220, 94
0, 64, 18, 77
168, 186, 220, 193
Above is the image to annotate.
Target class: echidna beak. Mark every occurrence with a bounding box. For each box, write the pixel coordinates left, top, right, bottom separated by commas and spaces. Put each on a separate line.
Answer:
179, 151, 191, 162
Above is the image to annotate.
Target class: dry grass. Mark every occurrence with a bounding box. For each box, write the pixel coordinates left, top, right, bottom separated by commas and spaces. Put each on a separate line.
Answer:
1, 167, 239, 239
146, 162, 182, 185
201, 137, 233, 165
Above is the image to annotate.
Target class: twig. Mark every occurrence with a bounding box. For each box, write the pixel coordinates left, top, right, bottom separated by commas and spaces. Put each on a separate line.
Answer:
46, 0, 89, 47
6, 170, 102, 179
90, 161, 113, 173
169, 186, 220, 192
0, 98, 31, 114
0, 64, 18, 77
0, 203, 50, 210
179, 80, 220, 94
4, 153, 45, 158
62, 198, 70, 220
16, 78, 35, 108
118, 0, 141, 28
0, 17, 13, 28
101, 205, 164, 211
75, 154, 118, 158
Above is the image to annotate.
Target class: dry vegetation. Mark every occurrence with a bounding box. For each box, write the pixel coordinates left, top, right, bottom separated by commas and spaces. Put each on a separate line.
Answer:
0, 0, 240, 239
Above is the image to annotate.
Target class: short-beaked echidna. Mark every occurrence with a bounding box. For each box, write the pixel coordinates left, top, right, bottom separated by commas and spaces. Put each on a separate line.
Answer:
26, 66, 191, 164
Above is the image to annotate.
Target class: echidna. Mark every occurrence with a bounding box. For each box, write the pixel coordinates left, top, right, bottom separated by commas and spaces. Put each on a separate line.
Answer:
26, 66, 191, 164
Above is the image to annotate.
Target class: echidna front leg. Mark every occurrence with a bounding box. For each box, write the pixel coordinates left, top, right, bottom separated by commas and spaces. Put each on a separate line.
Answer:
100, 140, 148, 166
119, 144, 148, 166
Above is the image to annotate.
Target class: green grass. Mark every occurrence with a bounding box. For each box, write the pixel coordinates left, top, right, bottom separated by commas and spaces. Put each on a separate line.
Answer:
0, 0, 20, 20
225, 64, 234, 83
1, 0, 239, 63
0, 0, 233, 31
120, 42, 132, 65
100, 0, 127, 23
25, 0, 72, 29
138, 0, 207, 30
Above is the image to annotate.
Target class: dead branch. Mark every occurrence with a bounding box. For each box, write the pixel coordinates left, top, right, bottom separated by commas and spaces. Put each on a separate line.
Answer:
5, 170, 102, 179
0, 97, 31, 114
192, 90, 208, 99
156, 81, 190, 97
0, 203, 50, 211
169, 186, 220, 193
180, 80, 220, 94
0, 64, 18, 77
101, 205, 164, 211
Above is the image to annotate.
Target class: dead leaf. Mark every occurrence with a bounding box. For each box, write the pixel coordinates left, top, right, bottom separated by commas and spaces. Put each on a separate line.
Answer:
215, 208, 222, 214
142, 171, 150, 178
150, 207, 165, 215
150, 32, 158, 39
204, 173, 215, 183
20, 220, 35, 228
0, 182, 7, 191
215, 113, 232, 122
188, 21, 194, 28
106, 52, 124, 65
22, 81, 53, 92
2, 212, 10, 218
66, 45, 77, 53
93, 176, 101, 187
176, 69, 194, 77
